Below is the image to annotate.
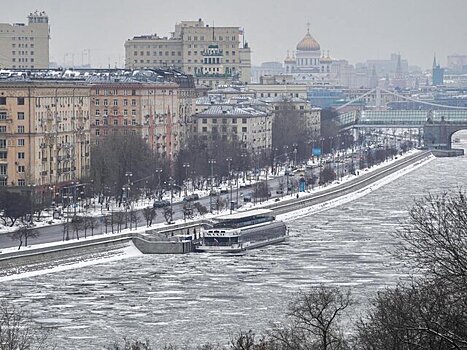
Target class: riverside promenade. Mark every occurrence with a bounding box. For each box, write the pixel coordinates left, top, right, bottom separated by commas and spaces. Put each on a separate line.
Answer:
0, 150, 433, 274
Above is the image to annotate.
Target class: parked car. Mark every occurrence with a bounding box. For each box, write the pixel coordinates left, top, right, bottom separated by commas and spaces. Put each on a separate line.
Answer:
183, 193, 200, 202
220, 187, 229, 194
243, 195, 252, 203
209, 189, 220, 196
153, 200, 170, 208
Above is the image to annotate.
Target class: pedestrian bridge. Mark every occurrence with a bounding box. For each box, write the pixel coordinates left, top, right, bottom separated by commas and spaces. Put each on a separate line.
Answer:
338, 109, 467, 150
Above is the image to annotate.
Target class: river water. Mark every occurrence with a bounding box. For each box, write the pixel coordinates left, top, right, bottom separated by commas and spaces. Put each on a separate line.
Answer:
1, 145, 467, 349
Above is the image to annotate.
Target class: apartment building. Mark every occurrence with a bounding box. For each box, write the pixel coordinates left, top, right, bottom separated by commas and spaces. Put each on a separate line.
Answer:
193, 105, 272, 152
90, 80, 196, 160
0, 11, 49, 69
0, 80, 91, 190
88, 69, 196, 160
124, 19, 251, 86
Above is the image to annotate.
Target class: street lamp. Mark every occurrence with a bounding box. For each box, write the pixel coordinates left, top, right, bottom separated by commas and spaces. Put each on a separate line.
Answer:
292, 143, 298, 167
182, 163, 190, 197
226, 157, 233, 213
208, 159, 216, 212
155, 168, 162, 200
124, 171, 133, 229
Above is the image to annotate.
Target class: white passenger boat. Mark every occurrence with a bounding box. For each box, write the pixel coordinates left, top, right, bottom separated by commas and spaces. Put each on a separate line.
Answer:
196, 209, 287, 253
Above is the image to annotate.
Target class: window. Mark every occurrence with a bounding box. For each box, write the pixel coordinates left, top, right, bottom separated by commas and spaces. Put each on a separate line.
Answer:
0, 140, 6, 148
202, 118, 207, 124
131, 99, 136, 106
17, 126, 25, 133
131, 110, 136, 116
17, 152, 25, 159
232, 118, 237, 124
212, 127, 218, 133
103, 109, 108, 116
0, 151, 6, 159
18, 165, 25, 173
123, 109, 128, 116
113, 109, 118, 116
95, 99, 100, 106
17, 97, 25, 105
0, 126, 5, 133
18, 179, 26, 186
103, 99, 108, 106
123, 99, 128, 106
242, 118, 247, 123
202, 126, 207, 132
95, 129, 100, 136
95, 109, 100, 116
0, 164, 6, 175
17, 139, 24, 146
212, 118, 217, 124
95, 119, 100, 126
242, 127, 247, 132
0, 97, 6, 105
113, 119, 118, 126
124, 119, 128, 126
17, 112, 24, 120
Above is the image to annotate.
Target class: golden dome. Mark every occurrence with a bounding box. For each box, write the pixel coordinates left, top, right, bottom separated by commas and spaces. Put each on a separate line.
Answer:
296, 32, 320, 51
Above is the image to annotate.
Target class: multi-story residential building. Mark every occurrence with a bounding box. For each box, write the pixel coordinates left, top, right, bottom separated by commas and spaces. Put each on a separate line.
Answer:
0, 11, 50, 69
88, 69, 197, 161
124, 19, 251, 86
0, 80, 90, 191
193, 105, 272, 152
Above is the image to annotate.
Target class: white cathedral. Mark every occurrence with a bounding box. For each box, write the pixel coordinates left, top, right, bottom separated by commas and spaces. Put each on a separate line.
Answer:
284, 26, 334, 84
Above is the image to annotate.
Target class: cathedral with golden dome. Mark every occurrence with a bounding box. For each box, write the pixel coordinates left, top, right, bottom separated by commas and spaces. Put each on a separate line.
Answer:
284, 24, 334, 83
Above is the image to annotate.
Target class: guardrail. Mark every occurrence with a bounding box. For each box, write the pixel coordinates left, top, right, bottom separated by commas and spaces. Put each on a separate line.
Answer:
263, 150, 432, 215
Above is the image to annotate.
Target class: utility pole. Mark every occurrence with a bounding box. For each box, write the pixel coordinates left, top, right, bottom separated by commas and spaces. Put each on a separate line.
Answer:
208, 159, 216, 213
226, 157, 233, 213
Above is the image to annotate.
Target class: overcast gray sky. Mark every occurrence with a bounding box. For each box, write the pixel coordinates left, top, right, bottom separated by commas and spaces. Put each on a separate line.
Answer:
2, 0, 466, 69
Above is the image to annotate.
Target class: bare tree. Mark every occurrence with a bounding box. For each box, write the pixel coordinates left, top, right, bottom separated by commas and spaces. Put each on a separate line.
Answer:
270, 286, 352, 350
142, 207, 157, 227
163, 206, 174, 224
0, 301, 55, 349
10, 225, 39, 250
395, 190, 467, 291
106, 338, 151, 350
70, 216, 84, 240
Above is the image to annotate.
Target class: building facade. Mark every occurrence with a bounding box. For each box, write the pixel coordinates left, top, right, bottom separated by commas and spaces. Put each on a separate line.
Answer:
193, 105, 272, 152
124, 19, 251, 86
0, 11, 49, 69
0, 81, 90, 190
89, 79, 196, 161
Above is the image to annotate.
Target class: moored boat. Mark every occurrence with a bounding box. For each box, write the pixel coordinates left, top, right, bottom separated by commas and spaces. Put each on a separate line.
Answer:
195, 209, 287, 253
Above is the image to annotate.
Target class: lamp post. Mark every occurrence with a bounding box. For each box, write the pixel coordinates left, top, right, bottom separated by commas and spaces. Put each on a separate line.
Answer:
124, 171, 133, 229
240, 153, 248, 183
155, 168, 162, 200
226, 157, 233, 213
292, 143, 298, 167
208, 159, 216, 212
319, 137, 325, 186
182, 163, 190, 197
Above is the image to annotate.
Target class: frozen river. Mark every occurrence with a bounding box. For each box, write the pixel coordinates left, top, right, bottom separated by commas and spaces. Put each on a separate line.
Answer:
2, 147, 467, 349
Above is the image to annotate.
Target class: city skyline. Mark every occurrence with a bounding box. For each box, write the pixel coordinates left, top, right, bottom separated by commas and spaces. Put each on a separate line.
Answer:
1, 0, 466, 69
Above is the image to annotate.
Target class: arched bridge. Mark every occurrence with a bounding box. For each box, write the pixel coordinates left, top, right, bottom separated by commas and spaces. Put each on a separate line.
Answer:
338, 109, 467, 150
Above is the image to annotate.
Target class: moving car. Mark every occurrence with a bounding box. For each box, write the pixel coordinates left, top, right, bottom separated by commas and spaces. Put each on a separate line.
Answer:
153, 199, 170, 208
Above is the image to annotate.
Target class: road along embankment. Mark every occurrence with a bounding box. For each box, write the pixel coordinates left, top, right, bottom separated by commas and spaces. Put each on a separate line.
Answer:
0, 150, 433, 278
265, 150, 433, 215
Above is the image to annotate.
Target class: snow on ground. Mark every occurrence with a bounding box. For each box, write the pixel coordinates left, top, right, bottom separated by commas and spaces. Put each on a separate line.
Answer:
0, 150, 433, 281
0, 149, 426, 253
0, 241, 142, 282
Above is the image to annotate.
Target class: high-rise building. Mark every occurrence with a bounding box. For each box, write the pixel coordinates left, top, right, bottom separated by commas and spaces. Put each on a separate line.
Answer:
124, 19, 251, 87
432, 55, 444, 86
0, 11, 50, 69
